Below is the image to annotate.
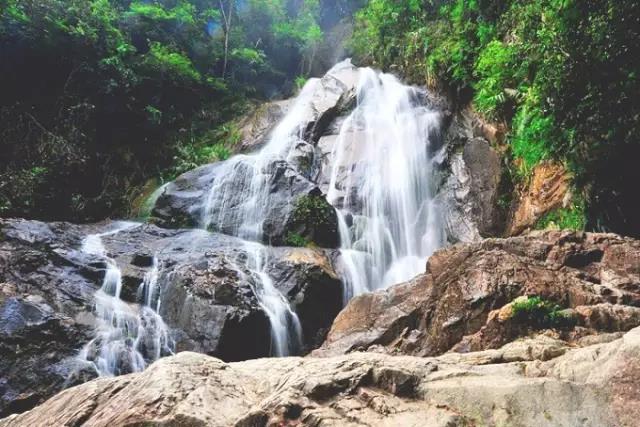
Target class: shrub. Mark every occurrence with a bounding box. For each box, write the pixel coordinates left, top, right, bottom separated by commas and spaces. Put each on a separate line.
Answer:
287, 194, 337, 247
284, 232, 310, 247
535, 198, 587, 231
511, 296, 573, 328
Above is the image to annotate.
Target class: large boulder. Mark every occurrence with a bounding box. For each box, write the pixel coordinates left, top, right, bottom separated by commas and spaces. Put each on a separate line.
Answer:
3, 326, 639, 426
151, 61, 360, 247
315, 231, 640, 357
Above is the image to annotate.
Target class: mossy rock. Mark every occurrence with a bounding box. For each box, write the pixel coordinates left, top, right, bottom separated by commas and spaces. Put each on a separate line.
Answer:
284, 193, 338, 248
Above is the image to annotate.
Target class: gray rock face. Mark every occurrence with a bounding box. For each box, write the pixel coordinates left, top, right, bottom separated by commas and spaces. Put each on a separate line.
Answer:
438, 109, 504, 243
0, 219, 343, 416
0, 219, 98, 417
237, 99, 293, 152
151, 61, 360, 247
4, 327, 639, 427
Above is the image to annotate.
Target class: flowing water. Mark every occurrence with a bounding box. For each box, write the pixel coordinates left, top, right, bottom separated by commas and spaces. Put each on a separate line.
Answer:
195, 61, 445, 351
195, 79, 326, 356
233, 241, 303, 356
79, 222, 173, 376
78, 62, 445, 366
325, 68, 445, 301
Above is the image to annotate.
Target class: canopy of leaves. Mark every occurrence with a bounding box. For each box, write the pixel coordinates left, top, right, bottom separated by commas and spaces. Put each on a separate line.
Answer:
0, 0, 329, 221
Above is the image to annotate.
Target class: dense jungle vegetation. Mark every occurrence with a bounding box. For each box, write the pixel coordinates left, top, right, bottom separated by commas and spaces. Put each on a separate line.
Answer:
352, 0, 640, 237
0, 0, 359, 220
2, 0, 639, 238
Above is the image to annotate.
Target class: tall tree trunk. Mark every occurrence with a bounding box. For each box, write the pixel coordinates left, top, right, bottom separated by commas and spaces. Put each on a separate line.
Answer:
218, 0, 234, 78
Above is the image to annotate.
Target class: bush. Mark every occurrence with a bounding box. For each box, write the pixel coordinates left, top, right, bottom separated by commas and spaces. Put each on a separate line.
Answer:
535, 197, 586, 231
284, 232, 310, 247
286, 194, 337, 247
511, 296, 573, 329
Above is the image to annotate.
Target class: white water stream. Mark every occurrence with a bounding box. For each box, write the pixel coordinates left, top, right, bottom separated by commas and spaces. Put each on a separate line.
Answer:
195, 61, 445, 353
326, 68, 445, 300
195, 79, 326, 356
78, 222, 173, 376
73, 61, 444, 374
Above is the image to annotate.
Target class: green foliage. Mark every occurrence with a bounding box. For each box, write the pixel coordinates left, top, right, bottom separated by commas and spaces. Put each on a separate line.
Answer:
473, 40, 522, 118
166, 121, 240, 179
535, 198, 586, 231
352, 0, 640, 235
284, 232, 310, 247
511, 296, 573, 329
510, 102, 554, 175
128, 1, 195, 24
292, 195, 334, 231
288, 194, 336, 247
0, 0, 329, 221
146, 42, 201, 82
295, 75, 308, 91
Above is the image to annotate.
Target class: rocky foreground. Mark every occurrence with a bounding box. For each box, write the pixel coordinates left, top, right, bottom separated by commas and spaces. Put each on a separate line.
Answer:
1, 227, 640, 425
1, 326, 638, 426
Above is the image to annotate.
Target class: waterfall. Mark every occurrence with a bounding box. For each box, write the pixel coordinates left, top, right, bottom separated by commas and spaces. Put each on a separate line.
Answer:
325, 68, 445, 300
190, 61, 445, 352
78, 222, 173, 376
195, 78, 323, 357
200, 78, 321, 238
234, 241, 303, 356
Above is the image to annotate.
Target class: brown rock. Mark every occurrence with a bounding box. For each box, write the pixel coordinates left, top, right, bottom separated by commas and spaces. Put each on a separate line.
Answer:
237, 99, 292, 152
3, 327, 640, 426
508, 161, 571, 235
315, 231, 640, 357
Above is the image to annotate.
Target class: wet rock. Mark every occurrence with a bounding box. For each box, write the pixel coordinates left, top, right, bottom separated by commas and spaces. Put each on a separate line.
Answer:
152, 158, 339, 248
150, 62, 357, 247
316, 231, 640, 357
0, 219, 346, 417
5, 327, 640, 427
237, 99, 293, 152
268, 247, 343, 350
151, 162, 218, 229
99, 226, 344, 360
0, 219, 97, 418
304, 60, 359, 142
438, 109, 504, 243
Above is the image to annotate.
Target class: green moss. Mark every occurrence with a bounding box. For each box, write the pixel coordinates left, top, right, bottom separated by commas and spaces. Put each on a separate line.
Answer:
292, 195, 334, 230
287, 194, 336, 247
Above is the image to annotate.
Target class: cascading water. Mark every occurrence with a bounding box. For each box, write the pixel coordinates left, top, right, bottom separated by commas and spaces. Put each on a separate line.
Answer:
200, 78, 321, 238
325, 68, 445, 301
196, 78, 323, 356
193, 60, 445, 351
233, 241, 302, 356
78, 222, 173, 376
